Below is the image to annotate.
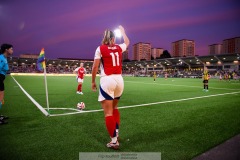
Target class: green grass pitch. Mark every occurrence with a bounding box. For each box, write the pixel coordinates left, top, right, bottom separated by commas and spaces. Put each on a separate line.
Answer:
1, 75, 240, 160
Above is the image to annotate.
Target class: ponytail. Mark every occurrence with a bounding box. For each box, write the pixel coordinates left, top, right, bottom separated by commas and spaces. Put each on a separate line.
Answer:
101, 29, 115, 46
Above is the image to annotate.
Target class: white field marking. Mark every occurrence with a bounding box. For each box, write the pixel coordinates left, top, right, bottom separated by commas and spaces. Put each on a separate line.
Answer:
11, 75, 89, 117
49, 108, 103, 117
11, 76, 50, 116
45, 108, 86, 117
49, 91, 240, 116
44, 108, 80, 111
125, 81, 240, 91
12, 75, 240, 117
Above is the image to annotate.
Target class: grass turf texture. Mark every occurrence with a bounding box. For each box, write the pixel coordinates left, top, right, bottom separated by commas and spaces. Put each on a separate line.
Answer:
1, 75, 240, 160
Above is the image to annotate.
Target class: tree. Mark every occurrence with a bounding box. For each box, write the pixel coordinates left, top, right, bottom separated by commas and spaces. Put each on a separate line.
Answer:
159, 50, 171, 59
123, 59, 131, 62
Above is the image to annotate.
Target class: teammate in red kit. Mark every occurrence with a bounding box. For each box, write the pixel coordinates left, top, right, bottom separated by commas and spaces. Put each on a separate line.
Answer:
91, 25, 129, 149
73, 63, 86, 95
164, 72, 168, 80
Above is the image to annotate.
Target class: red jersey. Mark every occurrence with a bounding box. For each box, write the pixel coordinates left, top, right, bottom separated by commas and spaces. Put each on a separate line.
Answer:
75, 67, 85, 79
94, 44, 126, 76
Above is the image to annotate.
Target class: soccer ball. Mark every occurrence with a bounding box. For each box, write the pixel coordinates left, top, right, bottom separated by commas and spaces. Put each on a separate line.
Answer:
77, 102, 85, 110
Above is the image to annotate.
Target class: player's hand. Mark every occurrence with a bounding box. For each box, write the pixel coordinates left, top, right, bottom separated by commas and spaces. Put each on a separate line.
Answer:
119, 25, 125, 34
92, 82, 97, 92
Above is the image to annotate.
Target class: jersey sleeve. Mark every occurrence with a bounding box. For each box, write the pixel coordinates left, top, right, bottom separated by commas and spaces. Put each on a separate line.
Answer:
0, 60, 4, 70
74, 67, 80, 72
119, 43, 127, 52
94, 46, 101, 59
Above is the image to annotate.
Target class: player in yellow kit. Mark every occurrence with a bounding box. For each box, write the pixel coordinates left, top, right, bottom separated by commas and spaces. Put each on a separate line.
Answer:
153, 71, 156, 82
202, 67, 209, 92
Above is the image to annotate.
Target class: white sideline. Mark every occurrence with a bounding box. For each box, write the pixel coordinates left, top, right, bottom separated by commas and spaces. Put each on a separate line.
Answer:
118, 91, 240, 110
50, 91, 240, 116
125, 81, 240, 91
11, 76, 50, 116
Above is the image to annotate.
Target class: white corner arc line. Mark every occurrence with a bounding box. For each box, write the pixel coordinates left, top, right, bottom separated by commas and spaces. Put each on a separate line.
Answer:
11, 76, 50, 116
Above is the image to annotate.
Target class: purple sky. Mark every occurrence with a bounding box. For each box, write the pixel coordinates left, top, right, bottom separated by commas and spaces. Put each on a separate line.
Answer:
0, 0, 240, 59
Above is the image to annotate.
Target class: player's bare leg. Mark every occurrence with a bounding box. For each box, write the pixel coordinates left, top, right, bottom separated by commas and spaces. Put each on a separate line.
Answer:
204, 82, 209, 92
0, 91, 8, 125
0, 91, 4, 108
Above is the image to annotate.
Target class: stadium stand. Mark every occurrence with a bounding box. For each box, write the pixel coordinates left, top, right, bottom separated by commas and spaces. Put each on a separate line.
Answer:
8, 57, 93, 74
7, 53, 240, 79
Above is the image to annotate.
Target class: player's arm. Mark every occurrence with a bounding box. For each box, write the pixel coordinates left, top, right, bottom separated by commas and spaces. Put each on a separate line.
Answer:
92, 47, 101, 92
91, 59, 100, 92
73, 67, 79, 75
119, 25, 130, 47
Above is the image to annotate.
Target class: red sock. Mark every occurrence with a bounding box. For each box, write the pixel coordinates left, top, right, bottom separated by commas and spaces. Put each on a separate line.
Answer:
77, 84, 82, 92
105, 116, 116, 137
113, 109, 120, 129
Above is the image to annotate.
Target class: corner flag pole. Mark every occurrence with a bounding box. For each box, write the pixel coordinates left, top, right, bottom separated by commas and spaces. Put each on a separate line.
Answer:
43, 61, 50, 114
37, 48, 50, 116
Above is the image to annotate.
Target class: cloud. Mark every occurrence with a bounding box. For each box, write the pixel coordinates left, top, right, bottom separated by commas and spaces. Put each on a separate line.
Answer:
126, 8, 240, 33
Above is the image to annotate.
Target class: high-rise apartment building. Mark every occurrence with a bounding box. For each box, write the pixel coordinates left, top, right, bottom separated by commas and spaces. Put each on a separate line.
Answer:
222, 37, 240, 54
151, 48, 164, 59
208, 44, 222, 55
133, 42, 151, 61
122, 48, 129, 60
172, 39, 195, 57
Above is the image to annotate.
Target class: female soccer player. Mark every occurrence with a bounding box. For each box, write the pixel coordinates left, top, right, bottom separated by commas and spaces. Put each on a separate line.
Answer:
202, 66, 209, 92
164, 72, 168, 80
91, 25, 129, 149
219, 74, 222, 81
153, 71, 156, 82
0, 44, 13, 125
73, 63, 86, 94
